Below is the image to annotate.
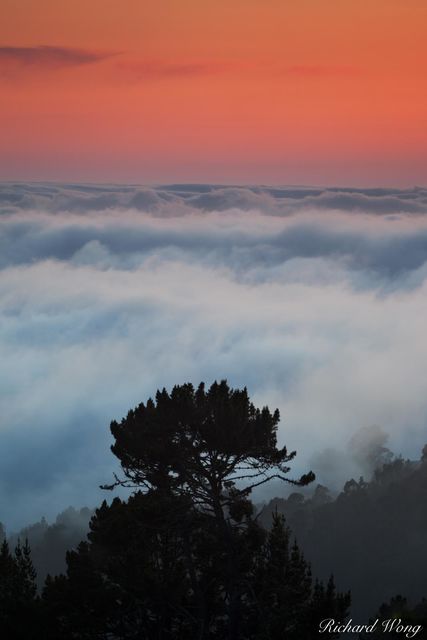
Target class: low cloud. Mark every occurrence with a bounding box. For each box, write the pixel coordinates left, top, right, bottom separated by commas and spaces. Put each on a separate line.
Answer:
1, 182, 426, 216
1, 182, 427, 530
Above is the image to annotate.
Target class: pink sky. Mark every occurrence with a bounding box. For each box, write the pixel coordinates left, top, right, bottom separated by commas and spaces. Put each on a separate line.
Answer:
1, 0, 426, 185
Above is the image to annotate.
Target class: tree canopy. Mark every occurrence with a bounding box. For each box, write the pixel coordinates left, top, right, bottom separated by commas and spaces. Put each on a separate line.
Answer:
106, 380, 315, 519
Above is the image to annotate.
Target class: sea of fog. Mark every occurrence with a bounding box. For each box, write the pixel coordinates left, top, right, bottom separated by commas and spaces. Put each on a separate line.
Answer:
1, 182, 427, 530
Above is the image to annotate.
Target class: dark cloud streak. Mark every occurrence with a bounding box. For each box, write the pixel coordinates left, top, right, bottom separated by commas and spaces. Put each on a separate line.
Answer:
118, 59, 230, 80
0, 45, 116, 70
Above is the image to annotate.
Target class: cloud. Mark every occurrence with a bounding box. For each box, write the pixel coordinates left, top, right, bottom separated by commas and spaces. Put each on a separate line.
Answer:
1, 182, 427, 531
284, 65, 359, 77
116, 60, 360, 82
1, 182, 426, 217
0, 45, 115, 72
2, 188, 427, 282
296, 190, 427, 214
309, 425, 394, 491
118, 59, 230, 81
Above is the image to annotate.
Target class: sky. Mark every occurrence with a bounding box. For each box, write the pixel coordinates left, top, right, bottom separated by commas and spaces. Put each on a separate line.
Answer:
2, 183, 427, 530
1, 0, 426, 185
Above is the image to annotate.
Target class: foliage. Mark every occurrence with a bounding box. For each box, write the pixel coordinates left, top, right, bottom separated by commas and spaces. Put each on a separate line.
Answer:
0, 539, 39, 639
259, 447, 427, 619
359, 596, 427, 639
41, 494, 350, 639
105, 381, 315, 511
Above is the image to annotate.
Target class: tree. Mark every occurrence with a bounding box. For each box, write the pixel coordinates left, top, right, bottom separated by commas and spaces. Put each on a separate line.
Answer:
0, 539, 39, 640
43, 492, 216, 639
42, 494, 350, 640
251, 512, 350, 640
360, 596, 427, 639
43, 539, 125, 640
41, 381, 349, 639
105, 380, 314, 519
100, 381, 318, 638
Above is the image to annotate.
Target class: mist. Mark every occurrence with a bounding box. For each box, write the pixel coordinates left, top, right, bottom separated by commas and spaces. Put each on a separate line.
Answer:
1, 182, 427, 530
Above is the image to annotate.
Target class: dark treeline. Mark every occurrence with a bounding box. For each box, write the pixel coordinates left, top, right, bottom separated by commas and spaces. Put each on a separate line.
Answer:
2, 507, 93, 590
260, 445, 427, 620
1, 381, 426, 638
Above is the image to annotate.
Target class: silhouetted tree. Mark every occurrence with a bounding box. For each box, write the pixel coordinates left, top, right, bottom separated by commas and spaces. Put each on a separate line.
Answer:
42, 381, 350, 639
8, 507, 93, 590
42, 494, 350, 639
360, 595, 427, 639
43, 492, 217, 639
103, 381, 315, 638
0, 539, 39, 639
105, 381, 315, 514
43, 540, 124, 640
251, 512, 350, 639
2, 380, 349, 639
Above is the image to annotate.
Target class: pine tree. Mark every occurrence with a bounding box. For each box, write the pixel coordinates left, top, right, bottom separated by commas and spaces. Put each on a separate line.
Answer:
0, 539, 39, 639
103, 380, 315, 639
251, 512, 350, 640
42, 382, 349, 640
15, 538, 37, 600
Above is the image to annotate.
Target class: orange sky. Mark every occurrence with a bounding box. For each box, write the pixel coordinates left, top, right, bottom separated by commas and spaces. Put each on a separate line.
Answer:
1, 0, 426, 185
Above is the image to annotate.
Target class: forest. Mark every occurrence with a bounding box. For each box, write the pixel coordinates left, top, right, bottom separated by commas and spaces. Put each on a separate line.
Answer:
1, 381, 426, 639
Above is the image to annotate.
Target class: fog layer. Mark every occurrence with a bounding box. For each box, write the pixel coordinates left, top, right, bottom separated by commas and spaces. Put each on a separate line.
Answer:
1, 183, 427, 529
